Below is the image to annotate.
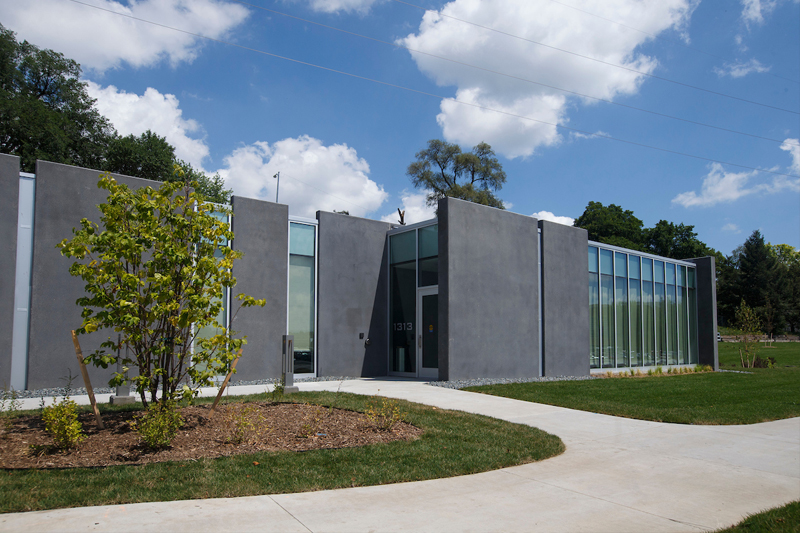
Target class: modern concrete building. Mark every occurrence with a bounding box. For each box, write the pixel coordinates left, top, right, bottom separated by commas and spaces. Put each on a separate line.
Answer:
0, 153, 718, 391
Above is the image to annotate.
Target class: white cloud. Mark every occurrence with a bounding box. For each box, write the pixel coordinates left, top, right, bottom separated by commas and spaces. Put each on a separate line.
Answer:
297, 0, 384, 14
740, 0, 781, 25
381, 191, 436, 225
218, 136, 387, 218
713, 58, 771, 78
722, 223, 741, 233
86, 82, 210, 170
672, 140, 800, 208
531, 210, 574, 226
0, 0, 249, 72
400, 0, 698, 158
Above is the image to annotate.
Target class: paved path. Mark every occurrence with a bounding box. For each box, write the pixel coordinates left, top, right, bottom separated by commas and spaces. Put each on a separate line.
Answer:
3, 379, 799, 532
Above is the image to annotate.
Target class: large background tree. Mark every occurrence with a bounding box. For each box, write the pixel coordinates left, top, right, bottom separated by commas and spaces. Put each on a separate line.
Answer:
407, 139, 506, 209
0, 25, 231, 204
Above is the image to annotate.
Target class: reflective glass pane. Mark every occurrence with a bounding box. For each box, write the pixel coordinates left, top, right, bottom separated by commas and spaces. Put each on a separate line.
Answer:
589, 272, 600, 369
289, 254, 315, 373
601, 273, 614, 368
678, 265, 685, 287
666, 263, 676, 285
600, 249, 613, 275
655, 282, 666, 365
418, 224, 438, 259
418, 257, 438, 287
615, 252, 627, 277
616, 276, 629, 367
688, 267, 696, 289
642, 258, 653, 282
629, 255, 640, 279
654, 260, 665, 283
688, 287, 698, 364
678, 286, 688, 364
589, 246, 599, 273
290, 222, 316, 257
629, 279, 642, 366
390, 260, 416, 373
390, 231, 416, 265
422, 294, 438, 368
667, 285, 677, 365
642, 281, 654, 366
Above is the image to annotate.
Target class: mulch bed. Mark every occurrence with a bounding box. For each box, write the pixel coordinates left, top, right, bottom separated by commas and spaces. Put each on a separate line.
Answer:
0, 402, 422, 469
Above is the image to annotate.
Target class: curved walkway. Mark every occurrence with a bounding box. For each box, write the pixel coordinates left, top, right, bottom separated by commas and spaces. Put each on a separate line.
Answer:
2, 378, 798, 532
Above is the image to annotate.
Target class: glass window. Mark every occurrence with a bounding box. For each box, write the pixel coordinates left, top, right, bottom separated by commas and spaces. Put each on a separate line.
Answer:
389, 232, 416, 373
666, 262, 676, 285
629, 278, 642, 366
390, 230, 416, 264
687, 267, 696, 289
600, 249, 613, 275
615, 274, 629, 367
655, 282, 666, 365
642, 280, 654, 366
589, 246, 598, 273
629, 255, 640, 280
688, 285, 698, 364
601, 270, 615, 368
642, 258, 653, 282
678, 286, 688, 364
615, 252, 627, 277
667, 284, 677, 365
418, 225, 438, 287
290, 222, 315, 257
677, 265, 685, 287
654, 260, 665, 283
589, 272, 600, 369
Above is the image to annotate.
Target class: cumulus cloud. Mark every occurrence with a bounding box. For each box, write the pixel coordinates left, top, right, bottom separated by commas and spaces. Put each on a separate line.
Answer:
381, 191, 436, 225
86, 82, 210, 170
713, 58, 771, 78
740, 0, 786, 26
218, 136, 387, 218
0, 0, 249, 72
531, 211, 575, 226
400, 0, 697, 158
722, 223, 742, 233
296, 0, 384, 14
673, 141, 800, 208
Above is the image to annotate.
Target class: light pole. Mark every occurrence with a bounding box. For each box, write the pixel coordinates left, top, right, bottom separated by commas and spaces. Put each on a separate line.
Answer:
273, 172, 280, 203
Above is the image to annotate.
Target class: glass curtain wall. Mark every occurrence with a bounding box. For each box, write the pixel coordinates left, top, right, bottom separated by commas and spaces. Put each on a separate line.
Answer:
588, 245, 697, 370
195, 209, 230, 355
288, 222, 316, 374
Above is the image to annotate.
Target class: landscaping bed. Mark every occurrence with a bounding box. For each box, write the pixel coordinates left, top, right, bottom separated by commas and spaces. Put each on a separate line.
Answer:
0, 402, 421, 469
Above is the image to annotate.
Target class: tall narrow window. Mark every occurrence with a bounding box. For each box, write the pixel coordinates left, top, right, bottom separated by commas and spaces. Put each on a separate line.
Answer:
389, 231, 416, 373
589, 247, 600, 369
688, 267, 698, 364
642, 258, 654, 367
629, 255, 642, 367
677, 265, 688, 365
289, 222, 316, 374
666, 263, 677, 365
654, 260, 666, 366
600, 249, 615, 368
418, 224, 438, 287
615, 252, 629, 368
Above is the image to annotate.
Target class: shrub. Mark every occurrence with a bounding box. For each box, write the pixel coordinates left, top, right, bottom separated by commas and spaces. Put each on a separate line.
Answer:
224, 403, 268, 445
132, 402, 183, 449
365, 397, 406, 431
0, 387, 21, 438
41, 398, 85, 449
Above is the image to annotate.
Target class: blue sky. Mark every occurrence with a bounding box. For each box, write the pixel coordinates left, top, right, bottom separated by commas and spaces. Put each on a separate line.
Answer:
2, 0, 798, 255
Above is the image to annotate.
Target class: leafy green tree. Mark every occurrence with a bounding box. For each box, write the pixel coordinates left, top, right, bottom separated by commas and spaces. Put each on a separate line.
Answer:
768, 243, 800, 333
643, 220, 712, 259
0, 24, 114, 172
407, 139, 506, 209
734, 299, 762, 368
57, 168, 264, 408
175, 160, 232, 204
573, 201, 645, 250
103, 130, 175, 182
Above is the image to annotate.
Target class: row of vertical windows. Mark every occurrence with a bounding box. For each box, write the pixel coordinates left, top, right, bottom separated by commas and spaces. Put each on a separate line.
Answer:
589, 246, 698, 369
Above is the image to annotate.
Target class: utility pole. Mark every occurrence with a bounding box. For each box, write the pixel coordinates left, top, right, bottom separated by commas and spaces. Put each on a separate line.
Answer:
273, 172, 280, 203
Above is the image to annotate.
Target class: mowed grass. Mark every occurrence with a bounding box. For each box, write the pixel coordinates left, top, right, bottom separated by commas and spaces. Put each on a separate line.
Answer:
0, 391, 564, 514
715, 500, 800, 533
465, 342, 800, 425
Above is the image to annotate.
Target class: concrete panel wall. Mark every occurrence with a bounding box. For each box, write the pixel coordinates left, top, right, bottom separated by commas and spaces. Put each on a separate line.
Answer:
230, 196, 288, 382
688, 256, 718, 370
540, 221, 590, 377
0, 154, 20, 387
316, 212, 393, 377
27, 161, 161, 390
439, 198, 539, 380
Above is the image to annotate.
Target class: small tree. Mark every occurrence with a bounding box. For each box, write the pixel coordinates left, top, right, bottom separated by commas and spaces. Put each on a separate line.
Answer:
58, 169, 264, 408
734, 299, 761, 369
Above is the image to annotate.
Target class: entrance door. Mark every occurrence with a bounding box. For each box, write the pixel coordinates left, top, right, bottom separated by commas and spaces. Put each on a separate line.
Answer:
417, 287, 439, 379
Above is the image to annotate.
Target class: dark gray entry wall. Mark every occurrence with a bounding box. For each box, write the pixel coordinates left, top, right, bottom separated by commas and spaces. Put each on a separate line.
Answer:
316, 211, 393, 377
539, 220, 590, 377
229, 196, 288, 382
688, 256, 719, 370
0, 154, 20, 387
26, 161, 160, 390
438, 198, 540, 380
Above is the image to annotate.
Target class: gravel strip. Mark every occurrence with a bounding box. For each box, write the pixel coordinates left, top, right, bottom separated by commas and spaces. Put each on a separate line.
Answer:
428, 375, 599, 389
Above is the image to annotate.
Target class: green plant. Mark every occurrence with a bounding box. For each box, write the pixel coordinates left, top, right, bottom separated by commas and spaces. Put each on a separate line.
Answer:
131, 402, 184, 449
735, 300, 762, 369
41, 398, 85, 449
365, 397, 406, 431
224, 404, 268, 445
654, 366, 663, 375
270, 376, 285, 403
0, 387, 21, 438
299, 406, 324, 438
57, 171, 265, 409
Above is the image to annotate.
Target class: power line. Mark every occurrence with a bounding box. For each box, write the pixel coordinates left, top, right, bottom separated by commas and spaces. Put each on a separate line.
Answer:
65, 0, 800, 180
390, 0, 800, 115
545, 0, 799, 85
228, 0, 798, 147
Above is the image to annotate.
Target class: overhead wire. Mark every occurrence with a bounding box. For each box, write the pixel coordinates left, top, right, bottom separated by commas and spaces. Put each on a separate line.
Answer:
228, 0, 798, 147
64, 0, 800, 180
389, 0, 800, 115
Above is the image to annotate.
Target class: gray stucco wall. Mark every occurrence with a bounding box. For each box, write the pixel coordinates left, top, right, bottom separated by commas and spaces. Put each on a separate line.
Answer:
27, 161, 161, 390
688, 256, 719, 370
0, 154, 20, 387
229, 196, 288, 382
316, 211, 392, 377
539, 221, 590, 377
438, 198, 540, 380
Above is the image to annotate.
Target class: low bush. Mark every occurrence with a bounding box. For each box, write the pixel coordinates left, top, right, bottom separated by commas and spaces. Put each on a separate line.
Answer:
365, 397, 406, 431
41, 398, 85, 449
132, 402, 183, 449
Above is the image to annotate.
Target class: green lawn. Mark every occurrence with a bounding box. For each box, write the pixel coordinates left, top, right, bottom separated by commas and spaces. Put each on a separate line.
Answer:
465, 342, 800, 425
715, 500, 800, 532
0, 391, 564, 513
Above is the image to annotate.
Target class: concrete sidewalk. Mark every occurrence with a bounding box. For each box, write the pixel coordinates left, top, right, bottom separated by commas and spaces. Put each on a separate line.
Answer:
2, 379, 798, 532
